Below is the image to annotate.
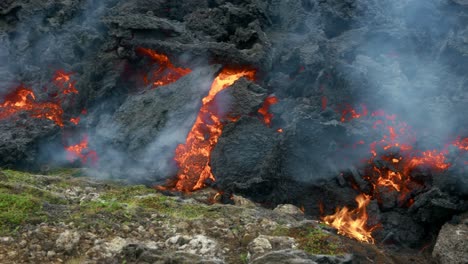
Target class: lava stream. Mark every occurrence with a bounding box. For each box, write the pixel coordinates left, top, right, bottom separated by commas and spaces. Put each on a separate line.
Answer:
258, 95, 278, 127
65, 135, 98, 166
0, 85, 64, 127
165, 68, 255, 192
53, 70, 78, 94
137, 48, 191, 88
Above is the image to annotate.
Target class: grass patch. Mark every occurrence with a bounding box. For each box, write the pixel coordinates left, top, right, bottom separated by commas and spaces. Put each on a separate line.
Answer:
272, 225, 343, 255
1, 170, 39, 185
0, 190, 44, 234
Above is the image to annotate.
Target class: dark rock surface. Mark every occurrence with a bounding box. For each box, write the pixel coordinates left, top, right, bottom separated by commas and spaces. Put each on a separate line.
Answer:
0, 0, 467, 256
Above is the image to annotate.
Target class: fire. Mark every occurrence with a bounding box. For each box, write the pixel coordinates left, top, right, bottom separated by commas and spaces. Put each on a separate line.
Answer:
164, 68, 255, 192
258, 95, 278, 127
137, 48, 191, 88
53, 70, 78, 94
0, 85, 64, 127
65, 135, 98, 166
322, 194, 376, 243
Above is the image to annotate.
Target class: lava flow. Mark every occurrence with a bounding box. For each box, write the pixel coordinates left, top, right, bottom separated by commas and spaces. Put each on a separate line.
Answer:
53, 70, 78, 94
0, 85, 64, 127
65, 135, 99, 166
163, 68, 256, 192
324, 105, 456, 243
137, 48, 192, 88
322, 194, 376, 244
258, 95, 278, 127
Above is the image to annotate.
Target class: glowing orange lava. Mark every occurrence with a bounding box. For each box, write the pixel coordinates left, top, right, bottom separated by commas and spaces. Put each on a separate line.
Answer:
454, 137, 468, 151
340, 104, 368, 122
65, 135, 99, 166
53, 70, 78, 95
137, 48, 192, 88
258, 95, 278, 127
70, 117, 80, 125
0, 86, 64, 127
322, 194, 376, 243
163, 68, 255, 192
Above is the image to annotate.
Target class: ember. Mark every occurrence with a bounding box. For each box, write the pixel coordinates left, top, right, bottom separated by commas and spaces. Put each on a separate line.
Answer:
162, 68, 255, 192
70, 117, 80, 125
258, 95, 278, 127
137, 48, 192, 88
340, 104, 368, 122
454, 137, 468, 151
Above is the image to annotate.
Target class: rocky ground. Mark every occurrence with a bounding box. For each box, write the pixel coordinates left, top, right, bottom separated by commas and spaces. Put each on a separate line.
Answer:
0, 169, 456, 264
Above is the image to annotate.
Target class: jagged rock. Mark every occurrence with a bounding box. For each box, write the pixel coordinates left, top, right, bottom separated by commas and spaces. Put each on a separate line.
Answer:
232, 194, 257, 208
273, 204, 304, 217
432, 215, 468, 264
251, 249, 353, 264
248, 235, 297, 258
55, 230, 80, 253
93, 65, 221, 183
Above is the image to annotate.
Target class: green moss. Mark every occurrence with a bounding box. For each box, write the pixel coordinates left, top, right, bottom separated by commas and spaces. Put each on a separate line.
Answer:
80, 199, 125, 214
0, 190, 42, 234
45, 168, 83, 177
1, 170, 39, 185
100, 185, 158, 202
272, 225, 342, 255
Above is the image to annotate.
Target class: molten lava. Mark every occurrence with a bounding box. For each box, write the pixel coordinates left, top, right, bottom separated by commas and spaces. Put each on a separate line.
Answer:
70, 117, 80, 125
340, 104, 368, 122
258, 95, 278, 127
454, 137, 468, 151
325, 105, 458, 242
65, 136, 98, 166
137, 48, 192, 88
53, 70, 78, 94
322, 194, 376, 243
164, 68, 255, 192
0, 85, 64, 127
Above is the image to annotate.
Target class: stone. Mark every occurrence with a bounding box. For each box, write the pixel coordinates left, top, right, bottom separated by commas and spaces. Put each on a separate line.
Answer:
251, 249, 353, 264
432, 218, 468, 264
249, 235, 297, 258
55, 230, 80, 253
273, 204, 304, 216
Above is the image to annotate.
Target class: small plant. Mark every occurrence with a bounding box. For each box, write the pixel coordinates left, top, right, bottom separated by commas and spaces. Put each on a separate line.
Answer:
240, 252, 249, 264
271, 225, 343, 255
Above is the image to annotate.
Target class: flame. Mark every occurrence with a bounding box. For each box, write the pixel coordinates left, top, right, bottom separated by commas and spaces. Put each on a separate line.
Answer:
53, 70, 78, 95
137, 48, 191, 88
163, 68, 255, 192
258, 95, 278, 127
65, 135, 99, 166
322, 194, 376, 243
0, 85, 64, 127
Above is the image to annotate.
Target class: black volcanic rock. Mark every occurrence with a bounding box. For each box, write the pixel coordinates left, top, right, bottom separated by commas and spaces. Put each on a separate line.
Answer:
91, 65, 221, 183
0, 116, 59, 169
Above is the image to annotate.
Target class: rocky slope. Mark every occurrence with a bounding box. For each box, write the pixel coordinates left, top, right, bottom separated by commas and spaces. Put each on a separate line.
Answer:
0, 169, 445, 264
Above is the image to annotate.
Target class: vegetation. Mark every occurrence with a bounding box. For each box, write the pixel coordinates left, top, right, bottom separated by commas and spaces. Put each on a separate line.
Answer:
272, 225, 343, 255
